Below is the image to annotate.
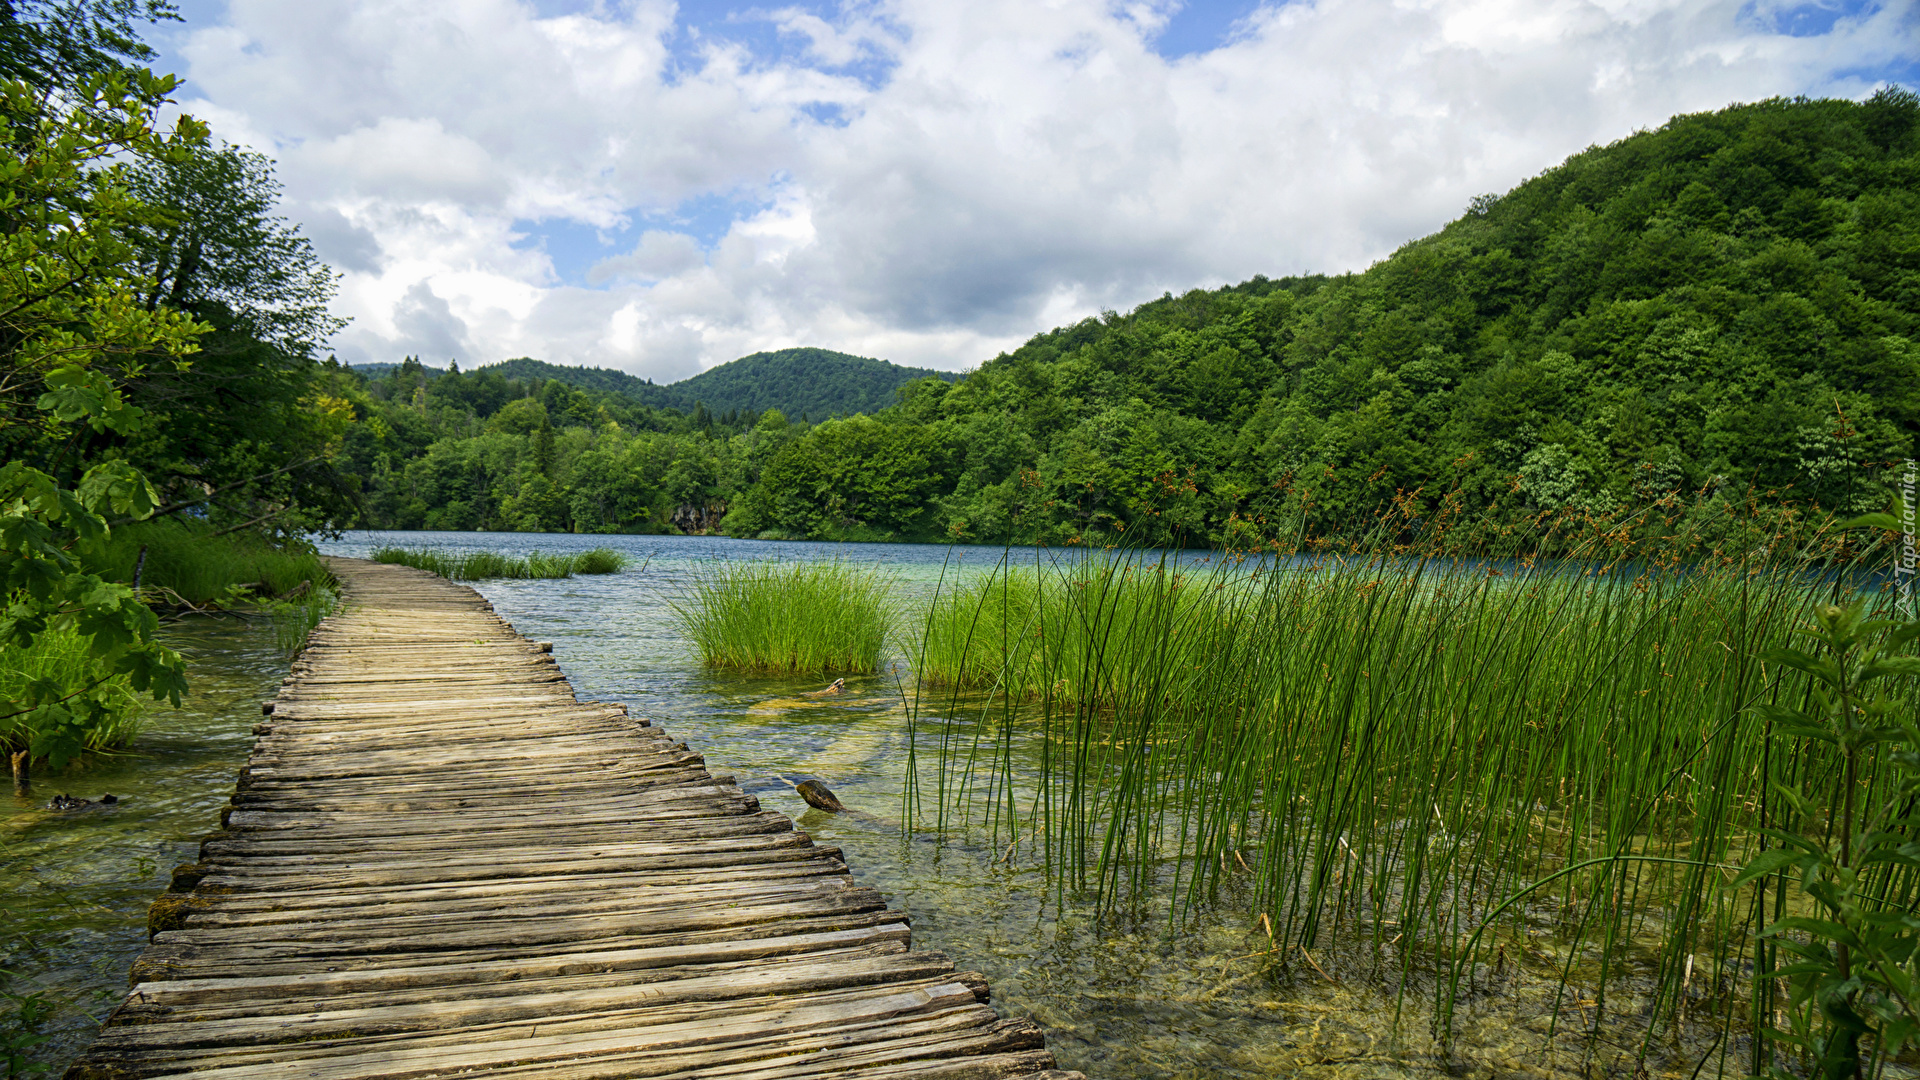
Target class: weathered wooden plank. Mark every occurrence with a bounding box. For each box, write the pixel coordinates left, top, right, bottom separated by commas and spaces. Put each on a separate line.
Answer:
208, 801, 776, 843
219, 783, 762, 829
123, 925, 916, 1006
63, 558, 1084, 1080
100, 956, 975, 1049
82, 984, 992, 1080
156, 864, 856, 934
75, 1000, 1018, 1080
131, 911, 915, 983
197, 815, 796, 860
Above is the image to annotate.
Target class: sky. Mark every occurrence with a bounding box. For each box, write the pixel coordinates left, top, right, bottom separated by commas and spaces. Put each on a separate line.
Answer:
146, 0, 1920, 380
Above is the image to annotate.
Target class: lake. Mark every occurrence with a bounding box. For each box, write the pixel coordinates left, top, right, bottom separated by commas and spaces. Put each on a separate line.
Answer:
1, 530, 1698, 1079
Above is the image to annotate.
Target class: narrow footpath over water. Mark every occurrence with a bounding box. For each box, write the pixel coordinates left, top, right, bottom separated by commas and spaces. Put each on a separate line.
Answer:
64, 557, 1082, 1080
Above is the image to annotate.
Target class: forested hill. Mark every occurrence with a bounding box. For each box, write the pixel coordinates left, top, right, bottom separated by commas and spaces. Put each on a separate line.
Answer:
661, 348, 960, 418
480, 358, 651, 398
329, 90, 1920, 542
720, 90, 1920, 543
356, 348, 954, 419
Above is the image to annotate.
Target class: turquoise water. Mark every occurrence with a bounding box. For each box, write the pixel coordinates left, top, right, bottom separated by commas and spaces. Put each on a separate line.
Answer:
1, 531, 1721, 1079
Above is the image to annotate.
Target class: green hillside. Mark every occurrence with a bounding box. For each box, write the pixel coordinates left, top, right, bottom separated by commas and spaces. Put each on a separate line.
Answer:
666, 348, 959, 417
467, 348, 957, 419
481, 358, 661, 400
729, 89, 1920, 543
328, 90, 1920, 541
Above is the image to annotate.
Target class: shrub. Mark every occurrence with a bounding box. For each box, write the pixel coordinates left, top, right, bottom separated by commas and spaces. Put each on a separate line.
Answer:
0, 625, 143, 757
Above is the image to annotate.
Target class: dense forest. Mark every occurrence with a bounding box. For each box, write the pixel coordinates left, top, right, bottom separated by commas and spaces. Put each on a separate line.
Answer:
355, 349, 956, 419
1, 0, 359, 763
333, 89, 1920, 546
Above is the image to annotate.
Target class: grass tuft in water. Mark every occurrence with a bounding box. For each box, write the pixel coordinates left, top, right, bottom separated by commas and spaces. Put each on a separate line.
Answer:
370, 546, 626, 580
674, 560, 892, 676
270, 584, 337, 657
569, 548, 627, 575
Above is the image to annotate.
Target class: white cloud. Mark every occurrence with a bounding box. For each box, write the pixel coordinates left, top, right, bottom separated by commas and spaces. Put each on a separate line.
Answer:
163, 0, 1919, 378
588, 230, 706, 284
305, 117, 504, 203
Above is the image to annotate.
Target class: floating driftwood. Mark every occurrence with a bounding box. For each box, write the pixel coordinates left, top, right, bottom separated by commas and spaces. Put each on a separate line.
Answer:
65, 556, 1082, 1080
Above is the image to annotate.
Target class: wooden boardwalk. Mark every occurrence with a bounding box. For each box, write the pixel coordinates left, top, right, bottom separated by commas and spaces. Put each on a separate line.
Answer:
68, 558, 1082, 1080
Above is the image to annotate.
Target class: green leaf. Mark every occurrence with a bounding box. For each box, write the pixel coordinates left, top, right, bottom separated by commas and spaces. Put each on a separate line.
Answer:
1732, 847, 1810, 888
1837, 513, 1902, 531
1863, 656, 1920, 681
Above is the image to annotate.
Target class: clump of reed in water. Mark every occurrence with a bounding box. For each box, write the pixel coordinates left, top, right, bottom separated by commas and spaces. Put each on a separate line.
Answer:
270, 583, 337, 656
569, 547, 626, 575
913, 571, 1041, 690
902, 505, 1910, 1074
913, 556, 1234, 702
370, 546, 626, 580
674, 560, 891, 675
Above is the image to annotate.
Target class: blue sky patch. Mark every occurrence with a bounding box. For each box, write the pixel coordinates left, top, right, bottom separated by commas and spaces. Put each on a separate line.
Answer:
1832, 56, 1920, 87
1738, 0, 1877, 36
1151, 0, 1271, 59
659, 0, 899, 92
513, 190, 769, 286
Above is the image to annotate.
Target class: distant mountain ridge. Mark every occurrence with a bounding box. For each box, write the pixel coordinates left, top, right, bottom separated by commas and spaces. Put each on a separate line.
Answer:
480, 358, 660, 399
351, 347, 957, 418
648, 348, 960, 417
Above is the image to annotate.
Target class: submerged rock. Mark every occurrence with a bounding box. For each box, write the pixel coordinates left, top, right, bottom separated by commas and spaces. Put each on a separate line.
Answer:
46, 793, 118, 811
795, 779, 848, 813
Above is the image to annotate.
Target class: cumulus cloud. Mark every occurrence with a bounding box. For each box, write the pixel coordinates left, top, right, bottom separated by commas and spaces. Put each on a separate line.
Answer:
299, 207, 384, 275
390, 280, 473, 364
588, 231, 707, 284
162, 0, 1919, 378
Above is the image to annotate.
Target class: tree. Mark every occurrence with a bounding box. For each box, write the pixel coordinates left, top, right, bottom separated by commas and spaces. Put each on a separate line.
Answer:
0, 67, 205, 765
0, 0, 177, 97
127, 143, 343, 355
102, 142, 357, 537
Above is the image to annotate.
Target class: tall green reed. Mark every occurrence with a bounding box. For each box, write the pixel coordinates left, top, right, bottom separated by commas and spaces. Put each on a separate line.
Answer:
270, 584, 337, 657
901, 502, 1897, 1070
674, 560, 893, 675
369, 546, 626, 580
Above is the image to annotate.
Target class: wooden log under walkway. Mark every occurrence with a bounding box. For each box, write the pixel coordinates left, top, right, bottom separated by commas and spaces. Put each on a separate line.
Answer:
67, 557, 1084, 1080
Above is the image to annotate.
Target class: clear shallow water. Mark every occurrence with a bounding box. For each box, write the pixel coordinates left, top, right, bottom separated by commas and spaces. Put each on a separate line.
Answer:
1, 531, 1731, 1079
313, 532, 1705, 1079
1, 617, 287, 1069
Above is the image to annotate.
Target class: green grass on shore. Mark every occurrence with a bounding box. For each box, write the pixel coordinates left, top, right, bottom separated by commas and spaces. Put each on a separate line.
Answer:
85, 518, 333, 606
7, 520, 346, 763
